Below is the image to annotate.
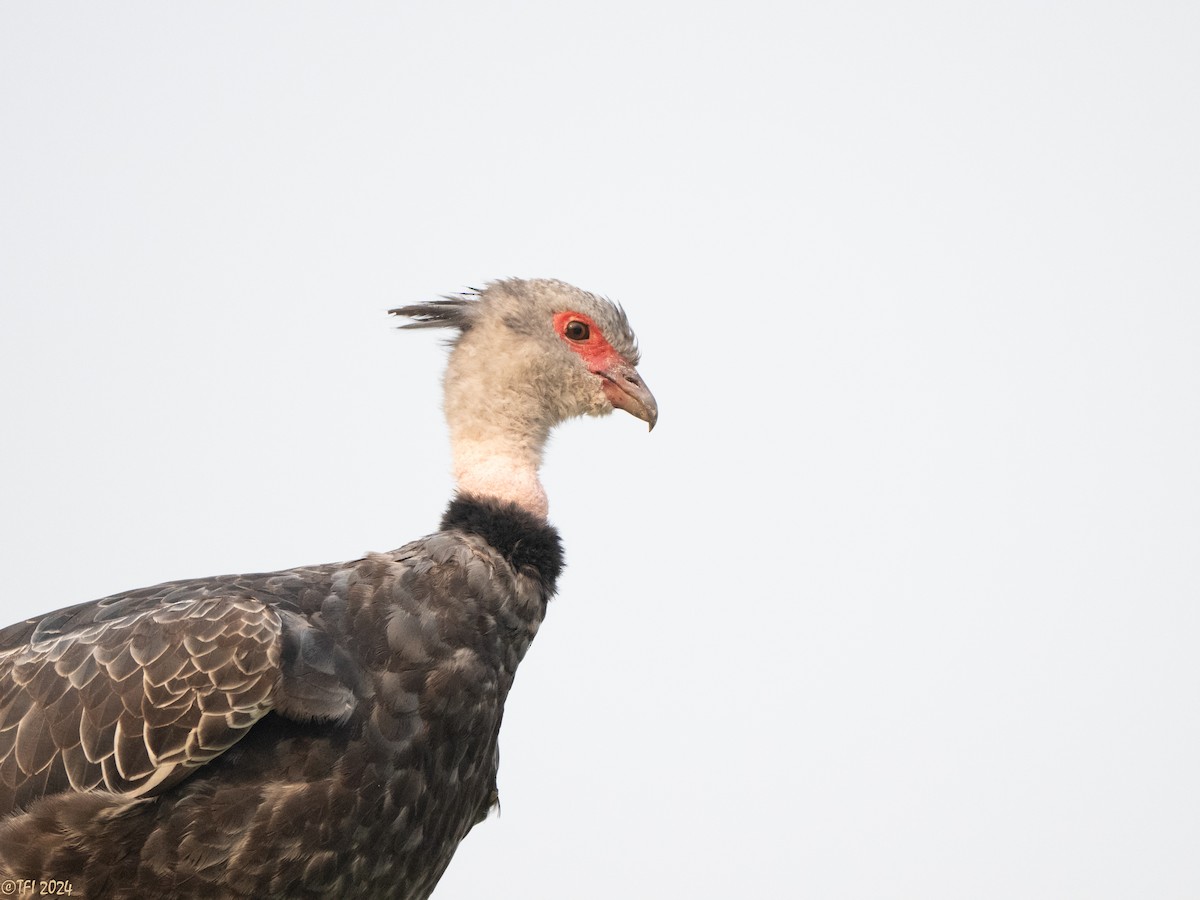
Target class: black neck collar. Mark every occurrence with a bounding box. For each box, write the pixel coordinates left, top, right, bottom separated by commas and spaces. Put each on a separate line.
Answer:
440, 494, 564, 591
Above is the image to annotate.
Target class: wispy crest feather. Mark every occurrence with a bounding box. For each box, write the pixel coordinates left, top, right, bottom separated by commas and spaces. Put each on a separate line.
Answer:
389, 291, 482, 330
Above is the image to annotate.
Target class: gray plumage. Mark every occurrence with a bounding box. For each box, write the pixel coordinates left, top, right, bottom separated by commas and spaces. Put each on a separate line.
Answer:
391, 278, 641, 365
0, 277, 655, 898
0, 518, 554, 898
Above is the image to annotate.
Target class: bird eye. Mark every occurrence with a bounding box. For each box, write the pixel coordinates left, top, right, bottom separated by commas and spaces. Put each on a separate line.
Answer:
564, 320, 590, 341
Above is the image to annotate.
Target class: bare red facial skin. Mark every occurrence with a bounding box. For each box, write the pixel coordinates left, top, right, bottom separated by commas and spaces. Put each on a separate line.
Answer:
555, 309, 657, 427
553, 310, 625, 373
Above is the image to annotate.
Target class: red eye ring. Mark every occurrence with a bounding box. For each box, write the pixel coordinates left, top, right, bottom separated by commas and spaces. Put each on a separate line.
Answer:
564, 320, 590, 341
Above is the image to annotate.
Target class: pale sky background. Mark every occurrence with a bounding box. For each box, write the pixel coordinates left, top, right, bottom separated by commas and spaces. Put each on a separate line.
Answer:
2, 3, 1198, 898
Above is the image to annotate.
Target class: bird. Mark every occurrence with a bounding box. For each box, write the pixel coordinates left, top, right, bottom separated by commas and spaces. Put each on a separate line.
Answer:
0, 278, 656, 899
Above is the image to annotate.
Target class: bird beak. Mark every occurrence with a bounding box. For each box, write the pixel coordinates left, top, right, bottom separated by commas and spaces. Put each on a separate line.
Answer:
599, 359, 658, 431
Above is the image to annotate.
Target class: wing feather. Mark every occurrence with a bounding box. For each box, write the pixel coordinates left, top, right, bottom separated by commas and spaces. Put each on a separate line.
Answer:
0, 593, 283, 813
0, 565, 365, 819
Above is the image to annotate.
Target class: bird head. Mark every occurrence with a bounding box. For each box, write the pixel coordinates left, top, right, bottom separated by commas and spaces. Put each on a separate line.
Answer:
390, 279, 657, 434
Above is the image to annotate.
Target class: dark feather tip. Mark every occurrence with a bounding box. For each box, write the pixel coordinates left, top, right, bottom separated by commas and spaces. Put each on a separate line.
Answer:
389, 295, 480, 331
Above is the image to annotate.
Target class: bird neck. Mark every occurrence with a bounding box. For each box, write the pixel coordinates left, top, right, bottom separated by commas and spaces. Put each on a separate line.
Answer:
442, 335, 559, 519
449, 424, 551, 520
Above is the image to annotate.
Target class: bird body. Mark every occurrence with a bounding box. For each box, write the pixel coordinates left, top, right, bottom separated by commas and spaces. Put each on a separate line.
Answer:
0, 279, 655, 898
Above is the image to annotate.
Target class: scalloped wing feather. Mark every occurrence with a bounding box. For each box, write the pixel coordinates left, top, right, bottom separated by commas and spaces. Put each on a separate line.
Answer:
0, 583, 364, 818
0, 595, 284, 812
